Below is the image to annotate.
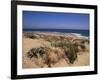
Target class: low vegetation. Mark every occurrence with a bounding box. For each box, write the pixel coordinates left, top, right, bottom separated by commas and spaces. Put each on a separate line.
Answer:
25, 32, 89, 67
27, 47, 49, 59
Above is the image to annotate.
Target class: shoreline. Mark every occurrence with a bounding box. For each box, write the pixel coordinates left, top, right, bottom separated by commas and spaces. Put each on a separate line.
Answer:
24, 31, 89, 38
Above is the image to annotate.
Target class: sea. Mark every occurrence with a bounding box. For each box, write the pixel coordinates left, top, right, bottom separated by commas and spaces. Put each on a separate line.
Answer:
23, 29, 89, 37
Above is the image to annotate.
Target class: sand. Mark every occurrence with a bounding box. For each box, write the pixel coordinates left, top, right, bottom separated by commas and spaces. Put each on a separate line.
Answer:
22, 33, 89, 68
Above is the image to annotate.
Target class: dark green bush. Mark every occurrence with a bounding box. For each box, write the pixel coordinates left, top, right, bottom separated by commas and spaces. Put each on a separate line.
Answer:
24, 32, 39, 39
50, 41, 78, 64
80, 44, 86, 50
64, 42, 78, 64
27, 47, 49, 59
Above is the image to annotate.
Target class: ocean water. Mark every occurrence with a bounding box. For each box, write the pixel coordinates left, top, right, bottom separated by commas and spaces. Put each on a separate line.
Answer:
23, 29, 89, 37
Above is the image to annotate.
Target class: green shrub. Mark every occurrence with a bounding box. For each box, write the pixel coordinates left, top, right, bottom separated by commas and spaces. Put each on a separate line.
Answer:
50, 41, 78, 64
51, 41, 68, 48
64, 42, 78, 64
24, 32, 39, 39
80, 44, 86, 50
27, 47, 49, 59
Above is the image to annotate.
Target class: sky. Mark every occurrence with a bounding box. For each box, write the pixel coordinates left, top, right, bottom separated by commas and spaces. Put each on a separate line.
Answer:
23, 11, 89, 30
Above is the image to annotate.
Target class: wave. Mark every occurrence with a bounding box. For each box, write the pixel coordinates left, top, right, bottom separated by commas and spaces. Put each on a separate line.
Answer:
69, 33, 89, 39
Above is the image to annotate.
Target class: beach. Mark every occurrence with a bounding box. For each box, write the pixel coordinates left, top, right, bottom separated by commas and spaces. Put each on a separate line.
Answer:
22, 32, 90, 68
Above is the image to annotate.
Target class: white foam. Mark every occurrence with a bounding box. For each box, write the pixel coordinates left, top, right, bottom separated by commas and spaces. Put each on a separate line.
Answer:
70, 33, 89, 39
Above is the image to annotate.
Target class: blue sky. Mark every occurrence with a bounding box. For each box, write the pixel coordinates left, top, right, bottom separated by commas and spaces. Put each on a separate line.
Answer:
23, 11, 89, 30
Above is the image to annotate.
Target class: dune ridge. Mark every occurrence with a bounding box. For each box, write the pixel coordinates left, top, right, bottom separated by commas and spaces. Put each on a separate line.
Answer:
23, 32, 89, 68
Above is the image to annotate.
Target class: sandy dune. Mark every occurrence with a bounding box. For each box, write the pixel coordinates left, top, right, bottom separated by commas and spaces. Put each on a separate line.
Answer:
22, 32, 89, 68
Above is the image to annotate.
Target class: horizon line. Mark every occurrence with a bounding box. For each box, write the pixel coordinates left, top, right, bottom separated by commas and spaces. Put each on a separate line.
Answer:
23, 28, 89, 30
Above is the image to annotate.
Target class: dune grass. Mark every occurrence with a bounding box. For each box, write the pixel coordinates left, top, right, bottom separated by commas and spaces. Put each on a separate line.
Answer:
25, 32, 89, 65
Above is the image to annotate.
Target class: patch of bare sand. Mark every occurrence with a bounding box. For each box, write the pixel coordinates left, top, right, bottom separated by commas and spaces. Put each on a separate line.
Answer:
72, 52, 89, 66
